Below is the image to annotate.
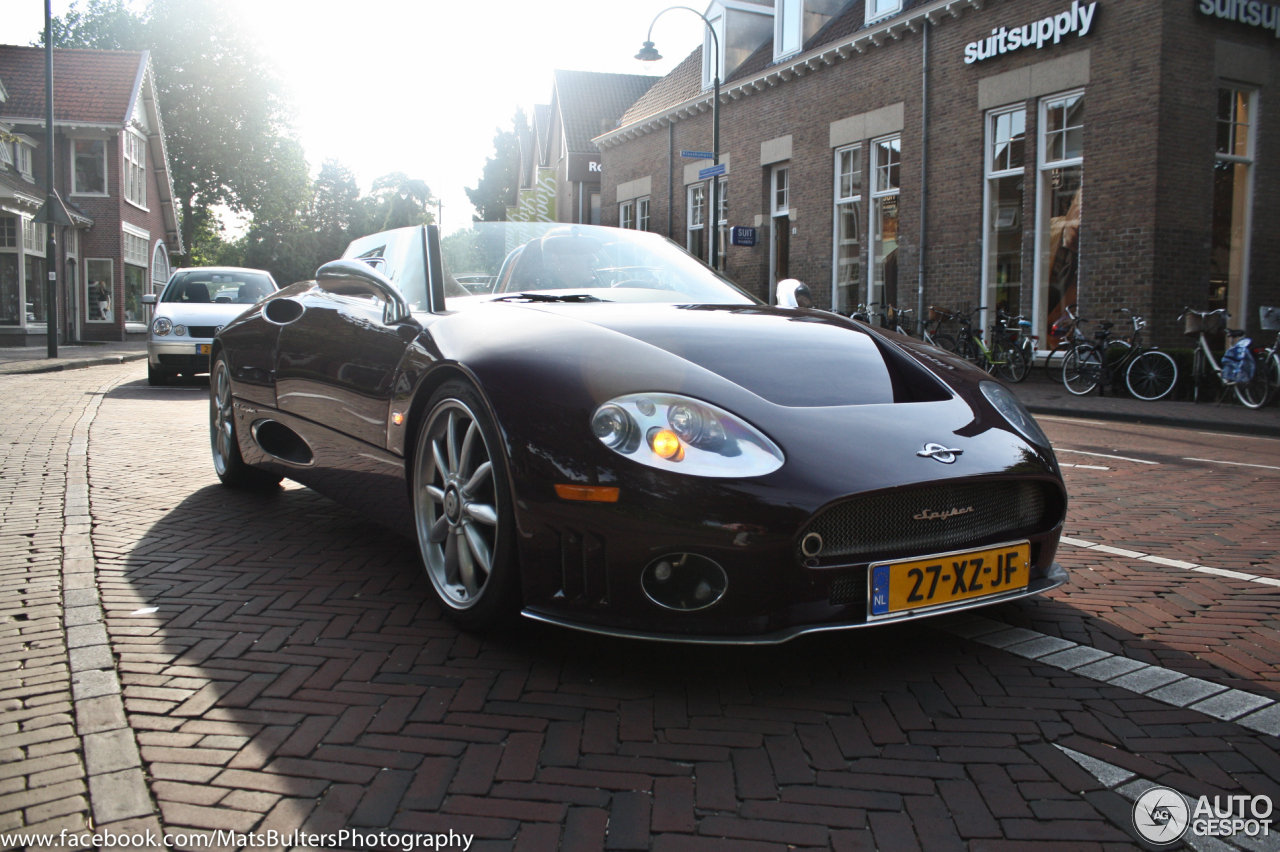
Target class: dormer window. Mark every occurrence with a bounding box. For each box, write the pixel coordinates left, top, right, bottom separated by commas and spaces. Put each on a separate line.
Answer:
775, 0, 848, 61
866, 0, 902, 25
0, 139, 12, 170
703, 1, 774, 90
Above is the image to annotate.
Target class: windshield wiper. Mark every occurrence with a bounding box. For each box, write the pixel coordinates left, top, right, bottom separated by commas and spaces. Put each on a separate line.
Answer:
492, 293, 607, 303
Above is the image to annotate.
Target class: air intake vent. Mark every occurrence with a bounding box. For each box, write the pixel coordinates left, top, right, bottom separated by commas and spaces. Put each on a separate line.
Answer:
800, 480, 1059, 565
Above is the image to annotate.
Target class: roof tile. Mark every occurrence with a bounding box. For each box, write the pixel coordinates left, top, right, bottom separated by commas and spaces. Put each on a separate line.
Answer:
0, 45, 142, 125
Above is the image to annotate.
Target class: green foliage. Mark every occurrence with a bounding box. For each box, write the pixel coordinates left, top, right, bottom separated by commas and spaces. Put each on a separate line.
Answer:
466, 109, 525, 222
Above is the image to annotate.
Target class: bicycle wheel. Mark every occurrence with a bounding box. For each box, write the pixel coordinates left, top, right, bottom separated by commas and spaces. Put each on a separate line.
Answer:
994, 343, 1030, 383
1235, 352, 1275, 409
1192, 348, 1207, 404
956, 335, 982, 366
931, 333, 956, 353
1063, 345, 1102, 395
1263, 353, 1280, 407
1125, 350, 1178, 401
1045, 342, 1073, 383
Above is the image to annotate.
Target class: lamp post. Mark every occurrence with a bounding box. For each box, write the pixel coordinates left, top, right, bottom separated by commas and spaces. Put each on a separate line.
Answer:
44, 0, 57, 357
636, 7, 720, 271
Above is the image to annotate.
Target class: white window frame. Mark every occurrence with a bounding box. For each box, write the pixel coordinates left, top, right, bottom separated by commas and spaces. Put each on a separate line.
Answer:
702, 6, 726, 90
1032, 89, 1084, 341
15, 143, 33, 180
866, 0, 903, 25
0, 216, 17, 249
687, 183, 707, 257
65, 227, 78, 259
1213, 86, 1256, 324
771, 166, 790, 217
0, 139, 12, 169
637, 197, 650, 232
715, 177, 729, 271
72, 138, 109, 196
22, 218, 46, 257
982, 105, 1027, 335
123, 223, 150, 269
832, 143, 863, 314
124, 130, 148, 210
151, 240, 169, 293
869, 134, 900, 307
619, 200, 635, 231
775, 0, 803, 61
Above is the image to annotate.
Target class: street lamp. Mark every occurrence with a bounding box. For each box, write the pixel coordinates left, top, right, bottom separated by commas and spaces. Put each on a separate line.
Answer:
636, 7, 721, 271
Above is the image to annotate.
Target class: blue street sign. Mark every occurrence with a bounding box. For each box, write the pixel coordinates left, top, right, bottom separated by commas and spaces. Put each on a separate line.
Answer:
730, 226, 757, 247
698, 163, 727, 179
680, 150, 715, 160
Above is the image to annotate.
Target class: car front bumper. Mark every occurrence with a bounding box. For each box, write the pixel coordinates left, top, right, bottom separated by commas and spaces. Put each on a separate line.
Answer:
148, 339, 215, 372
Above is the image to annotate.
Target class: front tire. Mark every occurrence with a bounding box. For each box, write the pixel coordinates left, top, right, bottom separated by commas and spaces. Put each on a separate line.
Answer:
1125, 350, 1178, 401
412, 381, 519, 630
209, 355, 281, 490
1063, 345, 1101, 395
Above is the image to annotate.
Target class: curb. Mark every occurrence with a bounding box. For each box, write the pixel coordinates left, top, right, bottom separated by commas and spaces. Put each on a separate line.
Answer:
1024, 403, 1280, 439
0, 352, 148, 376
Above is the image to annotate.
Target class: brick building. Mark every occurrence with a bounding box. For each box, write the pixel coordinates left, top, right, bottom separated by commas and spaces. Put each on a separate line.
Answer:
595, 0, 1280, 346
0, 46, 183, 346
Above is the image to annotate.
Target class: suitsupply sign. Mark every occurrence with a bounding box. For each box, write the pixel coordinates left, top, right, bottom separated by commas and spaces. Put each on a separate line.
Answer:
964, 0, 1099, 63
1199, 0, 1280, 36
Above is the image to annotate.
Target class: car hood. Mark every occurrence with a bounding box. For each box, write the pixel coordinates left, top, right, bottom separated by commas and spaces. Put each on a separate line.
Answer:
155, 303, 260, 327
504, 302, 916, 408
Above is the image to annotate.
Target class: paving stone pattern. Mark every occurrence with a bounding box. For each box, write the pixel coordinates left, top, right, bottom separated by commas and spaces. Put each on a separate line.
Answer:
42, 372, 1276, 852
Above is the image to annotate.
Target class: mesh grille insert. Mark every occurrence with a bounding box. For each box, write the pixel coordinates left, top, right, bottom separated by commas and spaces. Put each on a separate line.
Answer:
801, 480, 1053, 564
188, 326, 220, 338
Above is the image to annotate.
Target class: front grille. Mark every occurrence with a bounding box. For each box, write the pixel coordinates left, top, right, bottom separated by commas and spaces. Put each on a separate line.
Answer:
188, 326, 220, 338
828, 572, 866, 606
800, 480, 1057, 564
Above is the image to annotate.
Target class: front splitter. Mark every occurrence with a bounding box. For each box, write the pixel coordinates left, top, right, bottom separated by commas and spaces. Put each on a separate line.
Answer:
521, 562, 1068, 645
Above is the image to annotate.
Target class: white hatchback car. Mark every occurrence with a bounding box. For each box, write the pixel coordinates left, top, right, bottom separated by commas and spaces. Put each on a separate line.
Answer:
143, 267, 278, 385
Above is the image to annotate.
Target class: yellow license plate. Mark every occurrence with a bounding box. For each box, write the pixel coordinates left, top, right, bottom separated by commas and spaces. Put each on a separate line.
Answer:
869, 542, 1030, 618
195, 344, 212, 355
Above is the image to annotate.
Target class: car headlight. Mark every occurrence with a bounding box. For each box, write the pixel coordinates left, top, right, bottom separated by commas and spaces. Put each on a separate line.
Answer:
152, 317, 172, 336
980, 381, 1051, 449
174, 325, 186, 336
590, 393, 783, 477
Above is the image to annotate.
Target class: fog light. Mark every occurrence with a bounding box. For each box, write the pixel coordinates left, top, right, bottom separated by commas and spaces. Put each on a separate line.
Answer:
654, 561, 673, 582
641, 553, 726, 611
174, 325, 186, 336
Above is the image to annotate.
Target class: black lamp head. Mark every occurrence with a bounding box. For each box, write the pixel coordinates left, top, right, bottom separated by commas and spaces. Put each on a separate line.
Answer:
635, 41, 663, 62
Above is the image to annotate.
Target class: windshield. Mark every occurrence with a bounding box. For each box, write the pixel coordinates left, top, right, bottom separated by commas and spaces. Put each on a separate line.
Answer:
162, 270, 276, 305
440, 223, 759, 310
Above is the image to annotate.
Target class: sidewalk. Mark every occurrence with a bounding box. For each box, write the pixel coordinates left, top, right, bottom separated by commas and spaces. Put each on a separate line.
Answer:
0, 342, 148, 376
1011, 370, 1280, 437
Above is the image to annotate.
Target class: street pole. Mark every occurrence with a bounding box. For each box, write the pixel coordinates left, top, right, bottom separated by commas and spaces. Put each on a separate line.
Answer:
44, 0, 58, 358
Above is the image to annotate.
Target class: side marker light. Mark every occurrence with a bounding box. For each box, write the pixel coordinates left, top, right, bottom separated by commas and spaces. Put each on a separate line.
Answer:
554, 484, 620, 502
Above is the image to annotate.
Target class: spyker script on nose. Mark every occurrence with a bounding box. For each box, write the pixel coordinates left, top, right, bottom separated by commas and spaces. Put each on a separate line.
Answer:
914, 507, 975, 521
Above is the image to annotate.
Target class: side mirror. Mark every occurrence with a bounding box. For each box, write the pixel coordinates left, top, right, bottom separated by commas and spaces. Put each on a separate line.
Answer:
775, 278, 813, 309
141, 293, 157, 305
316, 259, 415, 325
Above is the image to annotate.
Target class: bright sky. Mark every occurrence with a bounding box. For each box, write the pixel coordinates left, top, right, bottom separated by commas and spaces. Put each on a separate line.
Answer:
0, 0, 702, 235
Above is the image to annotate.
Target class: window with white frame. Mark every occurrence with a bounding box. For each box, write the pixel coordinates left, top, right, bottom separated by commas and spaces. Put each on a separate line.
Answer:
124, 131, 147, 209
714, 178, 728, 271
124, 227, 149, 267
833, 144, 863, 313
0, 216, 17, 326
775, 0, 846, 61
65, 227, 78, 258
870, 136, 900, 308
637, 197, 650, 232
687, 183, 706, 260
620, 200, 636, 230
16, 143, 33, 180
0, 139, 12, 169
86, 258, 113, 323
772, 166, 789, 216
23, 219, 46, 256
1210, 86, 1255, 320
151, 241, 169, 292
1035, 91, 1083, 339
73, 139, 107, 195
770, 165, 791, 288
123, 225, 150, 327
866, 0, 902, 24
984, 107, 1027, 321
703, 2, 774, 90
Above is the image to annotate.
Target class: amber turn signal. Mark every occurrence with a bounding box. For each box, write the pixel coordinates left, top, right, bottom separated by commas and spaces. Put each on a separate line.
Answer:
554, 484, 620, 503
649, 428, 684, 461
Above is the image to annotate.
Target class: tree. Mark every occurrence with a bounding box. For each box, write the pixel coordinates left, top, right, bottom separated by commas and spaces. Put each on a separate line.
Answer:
47, 0, 309, 260
310, 160, 366, 265
466, 109, 525, 222
369, 172, 435, 231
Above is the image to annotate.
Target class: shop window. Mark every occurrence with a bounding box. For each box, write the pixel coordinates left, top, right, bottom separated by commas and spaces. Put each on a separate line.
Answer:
0, 215, 17, 326
86, 259, 114, 323
26, 255, 47, 324
124, 131, 147, 209
688, 183, 706, 260
73, 140, 107, 195
984, 107, 1027, 323
125, 264, 146, 326
716, 178, 728, 272
833, 144, 863, 313
870, 136, 900, 309
866, 0, 902, 24
1035, 92, 1083, 339
1210, 87, 1254, 319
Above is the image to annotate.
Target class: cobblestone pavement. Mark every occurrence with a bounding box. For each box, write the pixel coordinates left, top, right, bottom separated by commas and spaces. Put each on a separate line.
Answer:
3, 364, 1280, 851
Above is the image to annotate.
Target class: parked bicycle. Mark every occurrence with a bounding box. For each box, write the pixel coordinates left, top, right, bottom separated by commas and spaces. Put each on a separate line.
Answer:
1062, 309, 1176, 399
954, 307, 1030, 382
1181, 307, 1273, 408
922, 306, 957, 351
1249, 306, 1280, 408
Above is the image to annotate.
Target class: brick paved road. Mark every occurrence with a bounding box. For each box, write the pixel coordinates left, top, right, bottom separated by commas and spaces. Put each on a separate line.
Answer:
4, 365, 1280, 851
